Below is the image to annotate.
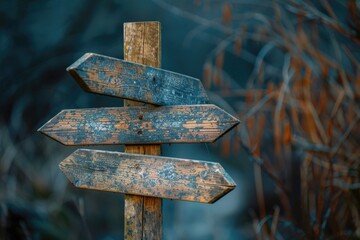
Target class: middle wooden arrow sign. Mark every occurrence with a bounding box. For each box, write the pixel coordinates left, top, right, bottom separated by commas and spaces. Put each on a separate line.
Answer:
38, 104, 240, 145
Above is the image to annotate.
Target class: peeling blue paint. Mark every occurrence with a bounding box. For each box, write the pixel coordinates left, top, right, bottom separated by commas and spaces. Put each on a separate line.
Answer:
67, 53, 210, 106
58, 149, 236, 203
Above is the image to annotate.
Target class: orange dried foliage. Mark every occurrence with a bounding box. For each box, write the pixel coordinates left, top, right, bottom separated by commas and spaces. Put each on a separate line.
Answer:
331, 90, 345, 118
346, 103, 356, 124
253, 144, 261, 157
303, 66, 312, 100
267, 81, 276, 104
303, 110, 321, 144
258, 113, 266, 131
339, 71, 354, 98
247, 116, 255, 130
213, 69, 220, 87
245, 114, 266, 163
274, 114, 282, 156
255, 113, 266, 147
222, 3, 232, 24
298, 29, 310, 51
216, 51, 224, 69
297, 14, 304, 33
290, 104, 301, 129
293, 77, 303, 99
283, 121, 292, 144
326, 120, 333, 140
311, 22, 319, 48
233, 136, 241, 155
348, 1, 360, 34
234, 37, 242, 56
200, 2, 360, 237
311, 86, 318, 108
315, 50, 338, 69
355, 75, 360, 98
246, 91, 253, 107
221, 136, 231, 157
203, 63, 212, 88
290, 57, 302, 72
321, 64, 329, 79
317, 88, 328, 114
267, 81, 275, 94
254, 88, 262, 103
280, 106, 285, 121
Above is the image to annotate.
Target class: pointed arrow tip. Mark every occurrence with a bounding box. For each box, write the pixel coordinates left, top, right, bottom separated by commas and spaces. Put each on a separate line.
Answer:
208, 183, 236, 204
37, 123, 48, 136
67, 53, 96, 92
66, 53, 94, 72
225, 111, 241, 133
37, 126, 43, 133
58, 156, 72, 173
208, 185, 236, 204
58, 151, 79, 186
205, 163, 236, 203
37, 126, 70, 146
224, 173, 237, 188
210, 106, 241, 143
58, 161, 65, 172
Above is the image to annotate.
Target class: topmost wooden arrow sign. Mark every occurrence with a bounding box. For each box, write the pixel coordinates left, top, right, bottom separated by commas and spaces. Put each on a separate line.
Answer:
67, 53, 210, 106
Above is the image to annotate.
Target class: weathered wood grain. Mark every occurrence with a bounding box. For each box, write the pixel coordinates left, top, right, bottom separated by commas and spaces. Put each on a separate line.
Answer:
67, 53, 210, 106
38, 104, 240, 145
59, 149, 236, 203
123, 21, 162, 240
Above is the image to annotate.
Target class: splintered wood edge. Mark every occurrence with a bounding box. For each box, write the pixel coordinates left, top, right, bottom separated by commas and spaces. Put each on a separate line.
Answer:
66, 53, 95, 92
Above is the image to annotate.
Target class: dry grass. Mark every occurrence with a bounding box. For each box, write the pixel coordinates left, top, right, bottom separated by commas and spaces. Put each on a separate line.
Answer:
154, 0, 360, 238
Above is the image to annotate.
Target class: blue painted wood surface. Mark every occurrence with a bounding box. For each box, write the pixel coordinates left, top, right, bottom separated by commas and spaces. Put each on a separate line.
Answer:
38, 104, 240, 145
67, 53, 210, 106
59, 149, 236, 203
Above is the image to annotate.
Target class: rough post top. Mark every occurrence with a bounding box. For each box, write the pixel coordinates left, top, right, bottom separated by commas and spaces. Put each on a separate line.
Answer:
124, 21, 161, 68
124, 21, 161, 25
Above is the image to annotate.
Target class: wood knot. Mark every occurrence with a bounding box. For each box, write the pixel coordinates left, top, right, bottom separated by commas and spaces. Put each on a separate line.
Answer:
137, 130, 143, 135
138, 115, 143, 120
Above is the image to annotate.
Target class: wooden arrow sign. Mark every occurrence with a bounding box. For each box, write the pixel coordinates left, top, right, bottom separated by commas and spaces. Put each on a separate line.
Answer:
67, 53, 210, 106
38, 104, 240, 145
59, 149, 236, 203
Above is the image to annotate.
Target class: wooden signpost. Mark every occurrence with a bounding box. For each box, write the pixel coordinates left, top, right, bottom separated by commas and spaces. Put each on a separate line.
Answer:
123, 22, 163, 240
39, 21, 240, 239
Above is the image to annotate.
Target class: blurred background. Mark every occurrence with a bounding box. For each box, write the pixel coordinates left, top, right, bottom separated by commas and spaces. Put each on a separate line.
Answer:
1, 0, 360, 239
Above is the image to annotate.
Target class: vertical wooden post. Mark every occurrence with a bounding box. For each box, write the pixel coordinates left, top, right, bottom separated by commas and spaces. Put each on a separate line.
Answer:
123, 22, 162, 240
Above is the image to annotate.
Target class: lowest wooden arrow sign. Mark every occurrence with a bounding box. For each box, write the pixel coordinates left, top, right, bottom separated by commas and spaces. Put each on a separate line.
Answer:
38, 104, 240, 145
67, 53, 210, 106
60, 149, 236, 203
